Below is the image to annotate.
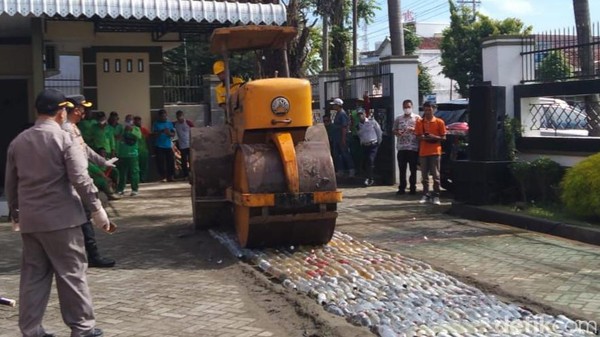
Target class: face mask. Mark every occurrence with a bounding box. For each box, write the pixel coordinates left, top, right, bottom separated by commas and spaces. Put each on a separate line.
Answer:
126, 120, 133, 126
403, 108, 412, 115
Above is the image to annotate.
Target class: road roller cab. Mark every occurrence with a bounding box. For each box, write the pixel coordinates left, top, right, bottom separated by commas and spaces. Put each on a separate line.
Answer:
191, 25, 342, 248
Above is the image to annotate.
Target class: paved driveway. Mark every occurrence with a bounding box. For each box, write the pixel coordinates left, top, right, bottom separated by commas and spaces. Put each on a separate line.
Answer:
336, 185, 600, 323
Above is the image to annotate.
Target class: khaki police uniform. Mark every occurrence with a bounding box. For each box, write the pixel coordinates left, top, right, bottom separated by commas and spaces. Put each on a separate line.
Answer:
5, 118, 102, 337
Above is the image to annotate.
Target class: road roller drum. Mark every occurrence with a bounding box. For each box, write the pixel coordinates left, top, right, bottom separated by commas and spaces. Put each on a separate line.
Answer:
191, 25, 342, 248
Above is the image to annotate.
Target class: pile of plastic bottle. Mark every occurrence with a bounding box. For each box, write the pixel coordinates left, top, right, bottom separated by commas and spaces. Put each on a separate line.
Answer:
210, 230, 597, 337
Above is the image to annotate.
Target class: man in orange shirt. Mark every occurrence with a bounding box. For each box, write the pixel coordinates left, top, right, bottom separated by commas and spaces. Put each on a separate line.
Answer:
415, 102, 446, 205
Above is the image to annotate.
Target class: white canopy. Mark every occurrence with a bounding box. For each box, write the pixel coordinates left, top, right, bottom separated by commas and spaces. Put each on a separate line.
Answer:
0, 0, 287, 25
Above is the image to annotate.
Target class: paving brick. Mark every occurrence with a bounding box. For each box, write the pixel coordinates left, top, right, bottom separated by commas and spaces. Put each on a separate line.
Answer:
336, 185, 600, 323
0, 183, 290, 337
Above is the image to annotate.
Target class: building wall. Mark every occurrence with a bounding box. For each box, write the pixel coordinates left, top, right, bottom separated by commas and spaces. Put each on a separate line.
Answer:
418, 49, 454, 103
360, 43, 456, 105
0, 45, 32, 75
95, 52, 151, 128
42, 20, 178, 129
45, 21, 180, 50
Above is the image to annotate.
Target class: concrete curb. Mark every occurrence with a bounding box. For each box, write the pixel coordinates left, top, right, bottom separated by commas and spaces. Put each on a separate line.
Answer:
449, 202, 600, 246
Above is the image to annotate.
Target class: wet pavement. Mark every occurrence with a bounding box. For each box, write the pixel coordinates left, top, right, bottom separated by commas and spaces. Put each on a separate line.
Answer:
1, 181, 599, 336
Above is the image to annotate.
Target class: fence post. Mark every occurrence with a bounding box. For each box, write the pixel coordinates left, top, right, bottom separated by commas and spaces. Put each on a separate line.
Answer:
378, 55, 418, 117
482, 36, 534, 119
378, 55, 418, 184
204, 74, 223, 126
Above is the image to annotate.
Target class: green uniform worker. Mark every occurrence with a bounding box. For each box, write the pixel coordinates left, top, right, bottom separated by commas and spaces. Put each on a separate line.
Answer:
109, 122, 124, 154
133, 116, 150, 182
78, 115, 97, 145
116, 115, 142, 196
88, 162, 112, 193
90, 111, 119, 188
91, 119, 116, 156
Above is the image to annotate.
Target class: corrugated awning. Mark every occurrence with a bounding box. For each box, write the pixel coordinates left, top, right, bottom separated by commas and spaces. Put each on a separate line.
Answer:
0, 0, 287, 25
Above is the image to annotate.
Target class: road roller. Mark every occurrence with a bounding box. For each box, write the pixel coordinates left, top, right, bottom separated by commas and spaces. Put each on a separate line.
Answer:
190, 26, 342, 248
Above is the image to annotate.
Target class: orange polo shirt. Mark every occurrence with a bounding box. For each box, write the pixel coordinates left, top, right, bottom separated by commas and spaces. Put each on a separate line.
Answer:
415, 116, 446, 156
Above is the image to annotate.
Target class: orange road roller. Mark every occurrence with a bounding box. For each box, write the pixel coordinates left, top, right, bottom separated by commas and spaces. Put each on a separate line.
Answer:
190, 26, 342, 248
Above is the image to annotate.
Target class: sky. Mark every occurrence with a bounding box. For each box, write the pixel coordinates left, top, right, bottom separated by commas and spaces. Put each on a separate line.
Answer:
363, 0, 600, 50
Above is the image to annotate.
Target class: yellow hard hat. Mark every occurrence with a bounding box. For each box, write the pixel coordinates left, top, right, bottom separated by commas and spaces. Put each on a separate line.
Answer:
213, 60, 225, 75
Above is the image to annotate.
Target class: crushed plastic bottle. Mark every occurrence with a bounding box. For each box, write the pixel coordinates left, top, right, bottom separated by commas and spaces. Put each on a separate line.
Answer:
209, 230, 596, 337
282, 279, 296, 290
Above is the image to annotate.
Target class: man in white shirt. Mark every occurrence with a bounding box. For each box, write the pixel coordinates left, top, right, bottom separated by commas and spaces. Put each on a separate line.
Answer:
356, 108, 382, 186
173, 110, 194, 178
393, 99, 420, 195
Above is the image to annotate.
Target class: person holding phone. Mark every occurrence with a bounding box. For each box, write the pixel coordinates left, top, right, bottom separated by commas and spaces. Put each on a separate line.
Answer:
415, 101, 446, 205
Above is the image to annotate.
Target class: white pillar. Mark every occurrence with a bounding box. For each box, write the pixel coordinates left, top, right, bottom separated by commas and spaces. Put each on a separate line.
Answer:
482, 36, 534, 118
379, 56, 419, 119
379, 55, 419, 183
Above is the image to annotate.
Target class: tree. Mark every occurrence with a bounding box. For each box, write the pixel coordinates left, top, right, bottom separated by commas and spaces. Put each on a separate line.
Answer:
418, 64, 434, 103
315, 0, 379, 70
536, 51, 573, 82
573, 0, 600, 136
440, 1, 531, 97
403, 23, 421, 56
163, 0, 381, 78
388, 0, 405, 56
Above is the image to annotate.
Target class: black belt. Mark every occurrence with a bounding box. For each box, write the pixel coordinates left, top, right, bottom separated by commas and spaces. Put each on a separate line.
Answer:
362, 140, 378, 146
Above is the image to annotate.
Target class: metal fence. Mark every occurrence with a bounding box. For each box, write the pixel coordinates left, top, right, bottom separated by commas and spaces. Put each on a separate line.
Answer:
163, 73, 204, 104
44, 77, 81, 96
527, 95, 600, 137
324, 69, 391, 102
307, 75, 318, 101
521, 23, 600, 83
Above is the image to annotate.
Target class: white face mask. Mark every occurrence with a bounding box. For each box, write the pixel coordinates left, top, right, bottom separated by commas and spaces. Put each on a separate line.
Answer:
403, 108, 412, 115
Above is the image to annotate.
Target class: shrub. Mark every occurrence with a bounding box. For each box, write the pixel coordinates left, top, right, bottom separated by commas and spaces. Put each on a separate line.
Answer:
509, 157, 563, 204
509, 160, 532, 202
561, 153, 600, 219
530, 157, 563, 204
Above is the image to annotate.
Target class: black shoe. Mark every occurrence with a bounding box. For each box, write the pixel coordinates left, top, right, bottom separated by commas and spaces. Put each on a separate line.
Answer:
396, 190, 405, 195
83, 328, 104, 337
409, 189, 417, 195
88, 256, 116, 268
43, 334, 56, 337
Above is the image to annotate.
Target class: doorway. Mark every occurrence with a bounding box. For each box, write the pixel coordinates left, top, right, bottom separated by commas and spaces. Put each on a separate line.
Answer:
0, 79, 29, 188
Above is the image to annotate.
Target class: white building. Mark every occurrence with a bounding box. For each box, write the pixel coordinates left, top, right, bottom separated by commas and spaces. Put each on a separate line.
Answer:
360, 23, 458, 103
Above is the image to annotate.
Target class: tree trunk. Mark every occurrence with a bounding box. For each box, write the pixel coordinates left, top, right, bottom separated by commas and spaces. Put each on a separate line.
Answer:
352, 0, 358, 66
388, 0, 405, 56
330, 0, 346, 69
573, 0, 600, 136
323, 15, 329, 71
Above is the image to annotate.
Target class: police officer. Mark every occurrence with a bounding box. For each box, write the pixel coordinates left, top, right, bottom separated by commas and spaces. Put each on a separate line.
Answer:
5, 89, 109, 337
64, 94, 117, 268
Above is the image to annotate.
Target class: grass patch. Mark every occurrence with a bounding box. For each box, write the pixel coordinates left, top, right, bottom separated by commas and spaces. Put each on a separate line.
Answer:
490, 203, 600, 229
